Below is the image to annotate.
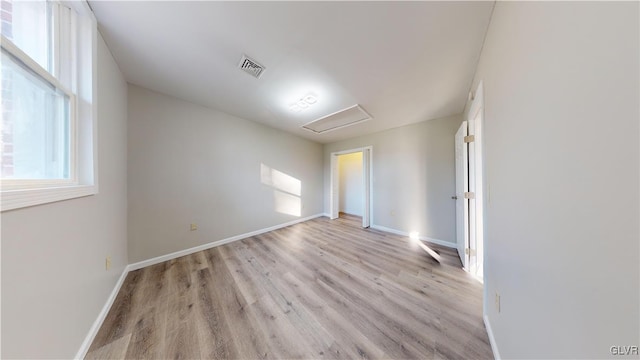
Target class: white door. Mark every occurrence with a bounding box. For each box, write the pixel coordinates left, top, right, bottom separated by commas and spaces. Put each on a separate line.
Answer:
468, 113, 478, 275
362, 149, 371, 228
468, 82, 485, 278
455, 121, 469, 269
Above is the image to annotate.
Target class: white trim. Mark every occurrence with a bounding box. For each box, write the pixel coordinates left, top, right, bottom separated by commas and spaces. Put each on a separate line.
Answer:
361, 148, 371, 228
484, 315, 501, 360
330, 154, 339, 219
369, 224, 456, 249
75, 265, 130, 360
467, 81, 485, 279
1, 185, 96, 212
422, 238, 456, 249
0, 36, 74, 96
1, 35, 79, 191
322, 213, 331, 218
471, 80, 489, 315
331, 147, 370, 156
128, 213, 325, 271
0, 1, 98, 212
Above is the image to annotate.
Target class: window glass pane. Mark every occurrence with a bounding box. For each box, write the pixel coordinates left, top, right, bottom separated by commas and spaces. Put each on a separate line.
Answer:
1, 0, 51, 72
1, 48, 70, 180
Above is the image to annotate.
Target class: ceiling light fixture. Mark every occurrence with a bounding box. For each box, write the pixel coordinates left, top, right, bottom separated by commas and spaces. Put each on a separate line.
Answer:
303, 94, 317, 104
289, 93, 318, 112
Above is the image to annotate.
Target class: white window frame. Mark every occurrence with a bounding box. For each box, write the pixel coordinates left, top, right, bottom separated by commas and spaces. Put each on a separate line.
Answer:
1, 0, 97, 212
0, 39, 78, 190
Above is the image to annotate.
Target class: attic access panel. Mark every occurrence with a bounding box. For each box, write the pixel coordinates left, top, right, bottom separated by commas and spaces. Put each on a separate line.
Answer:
303, 104, 372, 134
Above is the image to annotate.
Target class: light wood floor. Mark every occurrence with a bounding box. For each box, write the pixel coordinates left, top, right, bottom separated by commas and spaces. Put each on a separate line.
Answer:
86, 214, 493, 359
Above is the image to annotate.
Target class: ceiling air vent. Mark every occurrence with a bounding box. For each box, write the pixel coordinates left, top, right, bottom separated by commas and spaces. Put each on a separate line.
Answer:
238, 54, 265, 78
303, 104, 372, 134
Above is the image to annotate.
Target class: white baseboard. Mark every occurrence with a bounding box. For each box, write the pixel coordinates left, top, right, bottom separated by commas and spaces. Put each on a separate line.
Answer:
75, 265, 131, 359
369, 224, 456, 249
322, 213, 331, 218
128, 213, 325, 271
484, 315, 501, 360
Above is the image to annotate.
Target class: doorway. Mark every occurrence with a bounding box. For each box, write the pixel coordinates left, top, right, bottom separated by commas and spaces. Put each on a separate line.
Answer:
455, 82, 485, 280
329, 146, 372, 228
338, 152, 364, 217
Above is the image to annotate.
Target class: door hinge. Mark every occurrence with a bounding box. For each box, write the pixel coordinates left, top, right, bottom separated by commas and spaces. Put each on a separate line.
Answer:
464, 192, 475, 199
465, 248, 477, 256
464, 135, 475, 143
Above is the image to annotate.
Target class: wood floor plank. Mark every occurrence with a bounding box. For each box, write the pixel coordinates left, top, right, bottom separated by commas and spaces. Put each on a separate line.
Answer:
194, 267, 239, 359
85, 333, 131, 360
88, 269, 145, 352
218, 245, 262, 306
311, 271, 429, 359
123, 304, 164, 359
141, 262, 170, 301
280, 271, 388, 360
249, 294, 315, 359
203, 248, 271, 360
235, 239, 340, 358
165, 320, 202, 360
190, 250, 209, 272
86, 215, 493, 359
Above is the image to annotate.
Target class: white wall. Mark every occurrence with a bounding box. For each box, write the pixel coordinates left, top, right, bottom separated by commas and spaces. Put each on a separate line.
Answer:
127, 85, 324, 263
469, 2, 639, 358
0, 35, 128, 358
324, 115, 462, 245
338, 152, 363, 216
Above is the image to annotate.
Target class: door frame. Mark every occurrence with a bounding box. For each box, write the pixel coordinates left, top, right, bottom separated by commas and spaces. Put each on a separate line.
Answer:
456, 82, 486, 283
329, 146, 373, 228
455, 121, 470, 270
466, 81, 486, 283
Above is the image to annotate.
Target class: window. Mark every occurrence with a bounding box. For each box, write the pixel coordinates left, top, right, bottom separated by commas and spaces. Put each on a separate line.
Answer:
2, 49, 72, 182
1, 0, 97, 211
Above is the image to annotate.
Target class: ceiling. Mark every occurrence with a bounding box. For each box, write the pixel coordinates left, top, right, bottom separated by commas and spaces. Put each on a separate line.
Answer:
90, 1, 494, 144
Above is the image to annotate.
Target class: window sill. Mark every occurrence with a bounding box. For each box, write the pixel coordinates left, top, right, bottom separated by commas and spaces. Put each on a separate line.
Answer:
1, 184, 97, 212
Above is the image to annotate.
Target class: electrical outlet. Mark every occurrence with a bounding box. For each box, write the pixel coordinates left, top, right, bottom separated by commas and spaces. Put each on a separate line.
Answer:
190, 223, 198, 231
390, 209, 395, 216
105, 256, 111, 271
495, 292, 501, 313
